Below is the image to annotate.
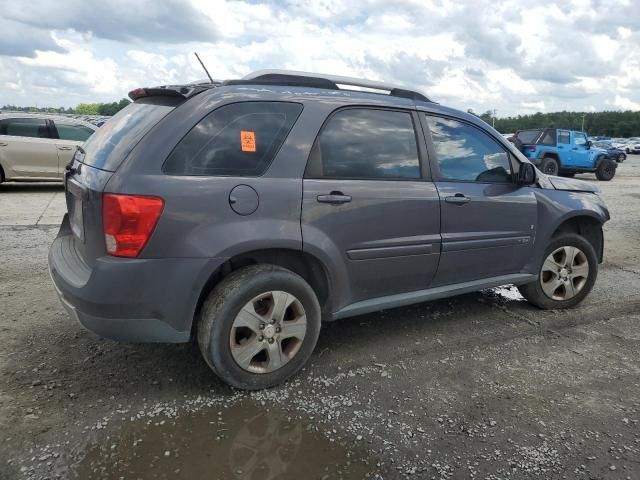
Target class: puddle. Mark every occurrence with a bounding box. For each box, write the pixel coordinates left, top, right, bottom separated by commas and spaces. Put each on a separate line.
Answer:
72, 401, 375, 479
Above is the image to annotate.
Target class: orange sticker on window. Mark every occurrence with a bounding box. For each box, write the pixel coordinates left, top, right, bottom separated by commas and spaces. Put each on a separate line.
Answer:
240, 130, 256, 152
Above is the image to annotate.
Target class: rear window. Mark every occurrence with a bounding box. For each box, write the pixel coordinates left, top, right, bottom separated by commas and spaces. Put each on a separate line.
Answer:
515, 129, 543, 144
80, 99, 176, 172
163, 102, 303, 177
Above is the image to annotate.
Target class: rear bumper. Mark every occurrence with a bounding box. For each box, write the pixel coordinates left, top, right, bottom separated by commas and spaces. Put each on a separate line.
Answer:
48, 224, 224, 343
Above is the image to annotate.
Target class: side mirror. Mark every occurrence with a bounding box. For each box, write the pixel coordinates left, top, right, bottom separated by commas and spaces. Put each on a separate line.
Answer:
518, 162, 537, 185
586, 140, 592, 149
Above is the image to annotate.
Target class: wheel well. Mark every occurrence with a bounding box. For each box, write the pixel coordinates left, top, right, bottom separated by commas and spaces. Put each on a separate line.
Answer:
194, 249, 331, 331
542, 152, 560, 163
0, 163, 5, 183
551, 216, 604, 262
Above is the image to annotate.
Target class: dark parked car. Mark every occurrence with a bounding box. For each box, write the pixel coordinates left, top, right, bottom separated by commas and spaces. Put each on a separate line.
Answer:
593, 142, 626, 163
49, 71, 610, 389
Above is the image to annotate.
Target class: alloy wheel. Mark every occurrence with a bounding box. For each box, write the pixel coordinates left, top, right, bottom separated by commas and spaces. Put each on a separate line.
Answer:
229, 291, 307, 374
540, 246, 589, 301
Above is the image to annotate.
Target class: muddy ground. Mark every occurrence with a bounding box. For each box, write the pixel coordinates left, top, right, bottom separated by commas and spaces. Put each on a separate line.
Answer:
1, 158, 639, 480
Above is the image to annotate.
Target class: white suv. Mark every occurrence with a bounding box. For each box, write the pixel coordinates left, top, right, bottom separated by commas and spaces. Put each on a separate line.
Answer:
625, 138, 640, 154
0, 113, 97, 183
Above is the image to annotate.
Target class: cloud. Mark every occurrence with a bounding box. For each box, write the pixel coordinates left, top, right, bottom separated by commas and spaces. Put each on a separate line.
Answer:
0, 19, 66, 57
4, 0, 218, 44
0, 0, 639, 115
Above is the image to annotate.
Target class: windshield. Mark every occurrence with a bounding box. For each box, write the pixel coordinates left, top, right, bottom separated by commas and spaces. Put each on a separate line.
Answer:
80, 100, 176, 171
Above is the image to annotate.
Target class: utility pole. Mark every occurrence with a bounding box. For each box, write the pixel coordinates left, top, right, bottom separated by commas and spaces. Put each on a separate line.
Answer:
581, 113, 586, 132
492, 109, 497, 128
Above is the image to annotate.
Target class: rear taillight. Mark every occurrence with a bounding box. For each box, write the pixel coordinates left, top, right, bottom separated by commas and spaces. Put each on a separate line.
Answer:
103, 193, 164, 258
527, 145, 537, 152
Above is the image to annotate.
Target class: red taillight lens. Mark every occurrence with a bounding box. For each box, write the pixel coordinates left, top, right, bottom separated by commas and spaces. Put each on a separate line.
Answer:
527, 145, 537, 151
103, 193, 164, 257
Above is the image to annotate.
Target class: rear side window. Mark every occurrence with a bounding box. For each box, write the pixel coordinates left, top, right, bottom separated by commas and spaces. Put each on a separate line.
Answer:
425, 115, 512, 183
54, 122, 94, 142
80, 99, 176, 172
306, 108, 420, 180
163, 102, 303, 177
515, 129, 542, 144
0, 118, 50, 138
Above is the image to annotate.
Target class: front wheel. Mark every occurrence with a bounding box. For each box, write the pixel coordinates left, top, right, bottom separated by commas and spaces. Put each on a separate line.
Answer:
595, 159, 616, 181
519, 233, 598, 309
198, 264, 321, 390
540, 157, 559, 176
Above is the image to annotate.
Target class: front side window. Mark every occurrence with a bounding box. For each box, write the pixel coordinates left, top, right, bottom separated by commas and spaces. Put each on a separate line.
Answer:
425, 115, 512, 183
54, 122, 94, 142
308, 108, 420, 180
574, 133, 587, 146
163, 102, 303, 176
0, 118, 49, 138
558, 130, 571, 144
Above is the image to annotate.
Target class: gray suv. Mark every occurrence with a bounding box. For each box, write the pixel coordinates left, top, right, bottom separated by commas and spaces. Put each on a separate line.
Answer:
49, 70, 609, 389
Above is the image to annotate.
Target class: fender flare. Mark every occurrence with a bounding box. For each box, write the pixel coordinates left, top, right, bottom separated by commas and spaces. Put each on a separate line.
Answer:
593, 153, 614, 169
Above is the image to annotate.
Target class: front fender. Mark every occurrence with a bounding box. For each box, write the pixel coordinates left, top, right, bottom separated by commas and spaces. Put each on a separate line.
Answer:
524, 189, 609, 273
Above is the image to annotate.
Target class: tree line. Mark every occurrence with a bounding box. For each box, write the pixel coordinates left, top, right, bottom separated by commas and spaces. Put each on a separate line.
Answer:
1, 98, 130, 117
474, 110, 640, 137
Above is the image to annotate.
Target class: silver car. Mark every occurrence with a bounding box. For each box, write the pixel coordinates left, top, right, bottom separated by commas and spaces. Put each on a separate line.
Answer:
0, 113, 97, 182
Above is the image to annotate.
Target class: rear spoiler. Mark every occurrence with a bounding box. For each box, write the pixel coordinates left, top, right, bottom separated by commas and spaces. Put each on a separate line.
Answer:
128, 82, 220, 101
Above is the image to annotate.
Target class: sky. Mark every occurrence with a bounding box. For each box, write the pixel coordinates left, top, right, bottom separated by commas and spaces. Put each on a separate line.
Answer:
1, 0, 639, 116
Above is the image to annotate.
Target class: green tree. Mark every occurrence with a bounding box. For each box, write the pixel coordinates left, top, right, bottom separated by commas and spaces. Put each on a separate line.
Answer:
75, 103, 101, 115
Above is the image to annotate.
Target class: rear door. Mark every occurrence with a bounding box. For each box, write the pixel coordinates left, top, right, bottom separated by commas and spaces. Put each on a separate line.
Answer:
51, 120, 96, 176
421, 114, 537, 286
301, 107, 441, 311
0, 117, 59, 178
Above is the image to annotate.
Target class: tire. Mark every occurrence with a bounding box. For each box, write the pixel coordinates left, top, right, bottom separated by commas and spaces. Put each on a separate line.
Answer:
595, 159, 616, 181
197, 264, 321, 390
540, 157, 559, 176
518, 233, 598, 310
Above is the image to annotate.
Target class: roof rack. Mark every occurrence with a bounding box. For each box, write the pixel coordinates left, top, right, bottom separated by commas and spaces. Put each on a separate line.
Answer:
225, 69, 432, 103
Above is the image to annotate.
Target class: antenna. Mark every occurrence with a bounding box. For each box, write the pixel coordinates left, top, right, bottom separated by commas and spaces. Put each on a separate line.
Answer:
194, 52, 214, 83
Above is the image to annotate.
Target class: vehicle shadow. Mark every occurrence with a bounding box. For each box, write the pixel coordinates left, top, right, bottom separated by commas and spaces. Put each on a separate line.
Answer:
0, 182, 64, 194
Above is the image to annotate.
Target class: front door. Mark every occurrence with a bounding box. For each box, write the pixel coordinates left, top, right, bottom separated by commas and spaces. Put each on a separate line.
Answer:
301, 107, 441, 312
570, 131, 591, 168
421, 114, 538, 286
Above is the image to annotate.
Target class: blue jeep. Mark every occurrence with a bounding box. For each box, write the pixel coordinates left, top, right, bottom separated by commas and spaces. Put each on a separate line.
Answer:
514, 128, 617, 181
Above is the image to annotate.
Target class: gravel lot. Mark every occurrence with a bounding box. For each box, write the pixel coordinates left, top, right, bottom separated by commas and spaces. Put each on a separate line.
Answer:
1, 158, 639, 480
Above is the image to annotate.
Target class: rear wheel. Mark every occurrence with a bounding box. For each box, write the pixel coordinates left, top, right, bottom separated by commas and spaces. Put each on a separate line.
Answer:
198, 264, 321, 390
595, 159, 616, 181
540, 157, 559, 176
519, 233, 597, 309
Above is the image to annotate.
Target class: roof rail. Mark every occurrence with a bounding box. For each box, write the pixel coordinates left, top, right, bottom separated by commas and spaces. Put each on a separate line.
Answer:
227, 69, 432, 102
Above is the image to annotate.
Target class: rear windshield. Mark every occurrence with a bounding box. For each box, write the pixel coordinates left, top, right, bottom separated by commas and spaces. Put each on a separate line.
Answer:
515, 129, 543, 144
79, 99, 176, 172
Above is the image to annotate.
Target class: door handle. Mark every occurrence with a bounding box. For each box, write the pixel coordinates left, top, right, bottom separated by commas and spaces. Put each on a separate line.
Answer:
58, 146, 73, 151
445, 193, 470, 205
317, 191, 352, 205
0, 142, 7, 146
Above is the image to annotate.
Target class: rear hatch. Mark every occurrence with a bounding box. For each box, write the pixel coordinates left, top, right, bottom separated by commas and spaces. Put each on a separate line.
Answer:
64, 96, 180, 267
